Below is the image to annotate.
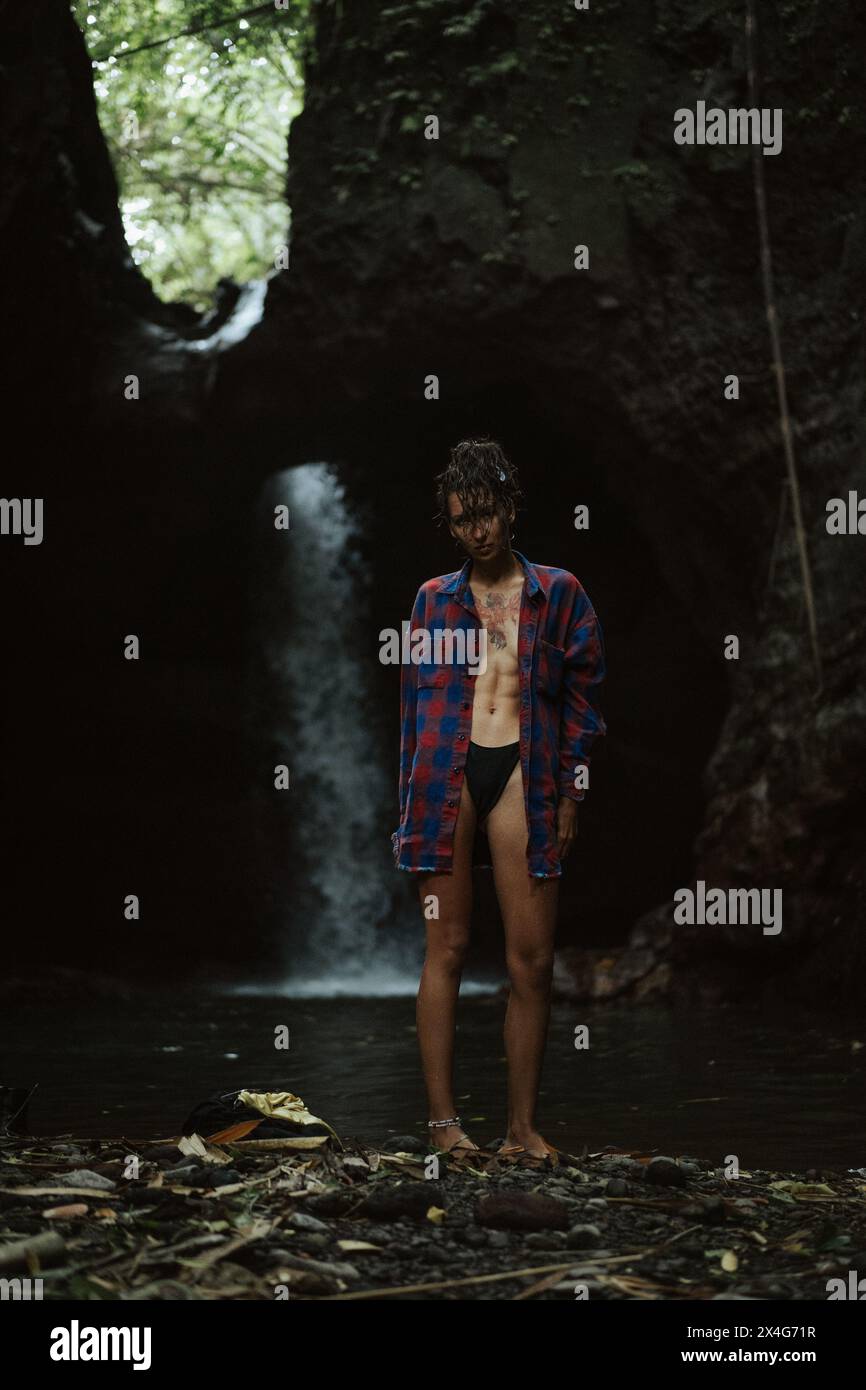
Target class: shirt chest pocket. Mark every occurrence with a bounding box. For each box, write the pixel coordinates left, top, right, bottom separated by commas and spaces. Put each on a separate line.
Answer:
536, 639, 565, 698
417, 666, 446, 690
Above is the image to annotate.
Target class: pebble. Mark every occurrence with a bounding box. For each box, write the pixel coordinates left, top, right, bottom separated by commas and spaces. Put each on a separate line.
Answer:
566, 1223, 602, 1249
208, 1169, 241, 1187
525, 1230, 568, 1250
542, 1181, 576, 1199
380, 1135, 428, 1155
292, 1233, 330, 1253
460, 1229, 489, 1249
422, 1245, 451, 1265
681, 1196, 725, 1223
645, 1156, 688, 1187
54, 1169, 116, 1191
289, 1211, 331, 1234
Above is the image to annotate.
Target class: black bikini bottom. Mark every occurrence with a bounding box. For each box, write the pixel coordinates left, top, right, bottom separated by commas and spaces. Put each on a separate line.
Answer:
465, 740, 521, 824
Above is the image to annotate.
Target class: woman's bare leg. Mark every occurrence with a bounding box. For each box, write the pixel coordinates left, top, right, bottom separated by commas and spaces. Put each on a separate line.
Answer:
485, 761, 560, 1158
415, 777, 480, 1153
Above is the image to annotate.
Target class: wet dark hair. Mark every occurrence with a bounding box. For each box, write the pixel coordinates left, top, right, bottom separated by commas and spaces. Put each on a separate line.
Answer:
434, 438, 522, 528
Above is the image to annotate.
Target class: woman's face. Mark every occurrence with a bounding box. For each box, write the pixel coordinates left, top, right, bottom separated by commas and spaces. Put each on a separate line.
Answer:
446, 490, 512, 561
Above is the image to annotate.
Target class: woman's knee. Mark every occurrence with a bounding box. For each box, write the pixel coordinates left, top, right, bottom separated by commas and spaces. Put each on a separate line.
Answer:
426, 928, 471, 974
505, 947, 555, 990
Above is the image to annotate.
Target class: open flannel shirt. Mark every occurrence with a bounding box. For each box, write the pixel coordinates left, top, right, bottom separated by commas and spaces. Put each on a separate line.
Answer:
391, 549, 607, 878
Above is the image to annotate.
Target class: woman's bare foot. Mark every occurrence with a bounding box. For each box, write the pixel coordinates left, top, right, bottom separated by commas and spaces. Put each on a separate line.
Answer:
500, 1127, 558, 1162
428, 1123, 481, 1155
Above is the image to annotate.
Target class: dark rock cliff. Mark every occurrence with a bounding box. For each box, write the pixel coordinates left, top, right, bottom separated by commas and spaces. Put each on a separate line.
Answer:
2, 0, 864, 1000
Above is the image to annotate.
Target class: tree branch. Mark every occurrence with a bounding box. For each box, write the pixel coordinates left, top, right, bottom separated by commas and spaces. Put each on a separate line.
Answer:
123, 170, 283, 196
91, 4, 280, 64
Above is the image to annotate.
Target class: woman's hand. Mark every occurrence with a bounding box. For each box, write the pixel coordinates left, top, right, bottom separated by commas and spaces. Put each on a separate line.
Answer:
556, 797, 578, 861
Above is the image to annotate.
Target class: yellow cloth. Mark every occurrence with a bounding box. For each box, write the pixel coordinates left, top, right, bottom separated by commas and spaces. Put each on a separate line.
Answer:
236, 1091, 341, 1144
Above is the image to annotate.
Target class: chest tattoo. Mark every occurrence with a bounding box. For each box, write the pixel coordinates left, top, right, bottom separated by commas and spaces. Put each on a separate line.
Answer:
476, 590, 522, 650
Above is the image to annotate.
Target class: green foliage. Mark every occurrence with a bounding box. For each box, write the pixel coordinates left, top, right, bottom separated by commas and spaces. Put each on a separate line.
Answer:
74, 0, 314, 308
464, 51, 521, 86
442, 2, 493, 41
611, 161, 650, 180
614, 162, 683, 231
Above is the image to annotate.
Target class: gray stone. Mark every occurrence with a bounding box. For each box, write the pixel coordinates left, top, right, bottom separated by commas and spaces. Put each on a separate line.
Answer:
288, 1211, 331, 1234
525, 1230, 568, 1250
645, 1157, 688, 1188
379, 1135, 427, 1155
55, 1169, 116, 1191
566, 1223, 603, 1249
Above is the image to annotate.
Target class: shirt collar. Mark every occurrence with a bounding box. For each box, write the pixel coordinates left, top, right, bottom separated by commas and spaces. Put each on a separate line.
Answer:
436, 548, 547, 603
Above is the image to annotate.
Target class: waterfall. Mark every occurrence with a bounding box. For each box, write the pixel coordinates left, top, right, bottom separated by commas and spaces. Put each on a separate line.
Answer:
226, 460, 499, 998
242, 461, 421, 996
185, 279, 268, 353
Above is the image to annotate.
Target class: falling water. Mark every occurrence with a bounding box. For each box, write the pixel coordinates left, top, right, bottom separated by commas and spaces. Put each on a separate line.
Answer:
244, 461, 423, 996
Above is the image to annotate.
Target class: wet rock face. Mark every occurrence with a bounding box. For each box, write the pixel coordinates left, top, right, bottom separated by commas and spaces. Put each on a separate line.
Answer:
287, 0, 652, 297
268, 0, 866, 999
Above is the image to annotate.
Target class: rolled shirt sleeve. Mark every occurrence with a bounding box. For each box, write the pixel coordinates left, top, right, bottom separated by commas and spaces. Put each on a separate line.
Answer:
558, 585, 607, 802
397, 585, 425, 823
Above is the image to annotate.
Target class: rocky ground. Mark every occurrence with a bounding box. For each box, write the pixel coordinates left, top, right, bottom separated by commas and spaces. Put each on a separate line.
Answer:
2, 1129, 865, 1301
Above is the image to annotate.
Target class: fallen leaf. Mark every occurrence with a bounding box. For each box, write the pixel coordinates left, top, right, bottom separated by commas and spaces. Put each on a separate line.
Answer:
200, 1122, 260, 1147
42, 1203, 88, 1220
341, 1157, 371, 1173
177, 1133, 210, 1158
0, 1186, 117, 1199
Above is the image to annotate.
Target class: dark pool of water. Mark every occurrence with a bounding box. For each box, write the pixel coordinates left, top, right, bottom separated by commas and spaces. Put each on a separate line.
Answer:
3, 990, 863, 1170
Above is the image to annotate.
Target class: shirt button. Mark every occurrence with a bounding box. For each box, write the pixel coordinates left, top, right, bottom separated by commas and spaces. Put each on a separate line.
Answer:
458, 734, 465, 741
452, 766, 459, 774
446, 799, 454, 807
462, 702, 470, 710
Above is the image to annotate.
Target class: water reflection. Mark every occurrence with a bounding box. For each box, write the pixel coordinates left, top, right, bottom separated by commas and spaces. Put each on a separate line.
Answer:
7, 992, 863, 1170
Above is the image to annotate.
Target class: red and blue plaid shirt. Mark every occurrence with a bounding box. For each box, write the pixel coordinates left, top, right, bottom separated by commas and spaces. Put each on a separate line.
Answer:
392, 549, 606, 878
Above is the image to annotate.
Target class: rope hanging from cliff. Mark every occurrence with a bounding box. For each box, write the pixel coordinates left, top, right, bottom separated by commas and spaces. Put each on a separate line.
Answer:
745, 0, 822, 694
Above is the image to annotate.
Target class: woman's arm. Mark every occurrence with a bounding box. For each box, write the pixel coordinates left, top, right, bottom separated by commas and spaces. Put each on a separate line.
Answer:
558, 582, 607, 804
397, 584, 426, 822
